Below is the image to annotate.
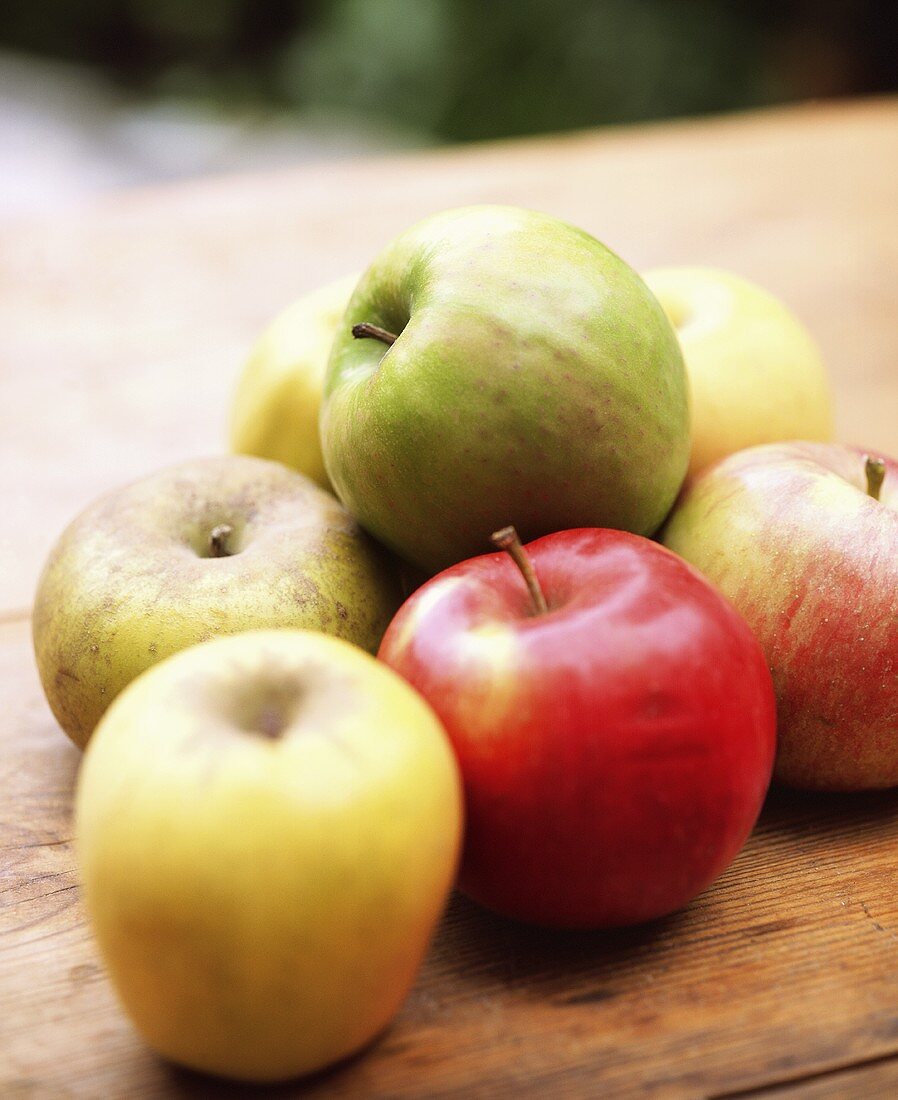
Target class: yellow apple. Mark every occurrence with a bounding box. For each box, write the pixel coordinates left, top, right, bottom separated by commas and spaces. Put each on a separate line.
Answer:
229, 273, 359, 489
76, 629, 463, 1083
644, 267, 834, 477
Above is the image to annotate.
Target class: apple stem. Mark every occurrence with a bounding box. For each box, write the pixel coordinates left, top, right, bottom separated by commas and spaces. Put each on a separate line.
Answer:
209, 524, 233, 558
865, 455, 886, 501
491, 526, 548, 615
352, 322, 398, 346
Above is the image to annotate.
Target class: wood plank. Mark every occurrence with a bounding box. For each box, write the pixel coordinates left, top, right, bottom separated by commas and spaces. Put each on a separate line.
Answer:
6, 612, 898, 1098
736, 1056, 898, 1099
2, 97, 897, 613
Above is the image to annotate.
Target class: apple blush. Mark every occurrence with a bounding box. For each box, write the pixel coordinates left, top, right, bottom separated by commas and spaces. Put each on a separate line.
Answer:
662, 442, 898, 790
379, 527, 777, 929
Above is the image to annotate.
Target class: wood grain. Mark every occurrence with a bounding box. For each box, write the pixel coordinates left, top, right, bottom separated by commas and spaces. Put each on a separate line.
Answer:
3, 97, 898, 1097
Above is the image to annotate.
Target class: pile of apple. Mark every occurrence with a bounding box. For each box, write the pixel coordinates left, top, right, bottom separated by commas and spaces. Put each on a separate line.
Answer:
32, 206, 896, 1083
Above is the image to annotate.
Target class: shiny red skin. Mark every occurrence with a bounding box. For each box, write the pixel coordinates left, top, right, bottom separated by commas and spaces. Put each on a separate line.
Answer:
378, 529, 776, 929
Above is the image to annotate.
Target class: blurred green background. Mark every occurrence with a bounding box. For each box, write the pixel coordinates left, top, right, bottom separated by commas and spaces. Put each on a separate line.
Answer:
4, 0, 896, 144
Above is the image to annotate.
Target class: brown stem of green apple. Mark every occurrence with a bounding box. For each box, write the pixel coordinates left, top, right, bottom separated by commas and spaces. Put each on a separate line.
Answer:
865, 455, 886, 501
491, 526, 548, 615
352, 322, 397, 346
209, 524, 233, 558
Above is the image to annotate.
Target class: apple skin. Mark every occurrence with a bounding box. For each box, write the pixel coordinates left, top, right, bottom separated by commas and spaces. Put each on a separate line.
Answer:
76, 629, 462, 1083
32, 455, 402, 748
661, 441, 898, 790
379, 528, 776, 928
321, 205, 690, 574
229, 273, 358, 490
644, 267, 834, 478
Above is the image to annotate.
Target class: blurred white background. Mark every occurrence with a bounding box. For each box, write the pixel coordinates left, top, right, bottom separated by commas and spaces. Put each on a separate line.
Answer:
0, 51, 414, 219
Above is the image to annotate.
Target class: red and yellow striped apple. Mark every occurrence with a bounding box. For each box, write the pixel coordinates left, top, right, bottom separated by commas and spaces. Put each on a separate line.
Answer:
379, 527, 776, 928
662, 442, 898, 789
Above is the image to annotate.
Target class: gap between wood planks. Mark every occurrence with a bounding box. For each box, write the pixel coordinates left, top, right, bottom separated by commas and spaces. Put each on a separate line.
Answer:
710, 1041, 898, 1096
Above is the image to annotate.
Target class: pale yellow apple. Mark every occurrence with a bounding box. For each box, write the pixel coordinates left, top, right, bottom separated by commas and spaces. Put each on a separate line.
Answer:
76, 628, 463, 1083
644, 267, 834, 477
229, 273, 359, 488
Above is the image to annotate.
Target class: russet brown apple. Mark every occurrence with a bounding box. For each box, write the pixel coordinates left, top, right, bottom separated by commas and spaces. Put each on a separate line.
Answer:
33, 455, 402, 747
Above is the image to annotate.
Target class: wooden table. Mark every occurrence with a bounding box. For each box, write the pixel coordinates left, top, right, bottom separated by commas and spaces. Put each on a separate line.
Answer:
3, 97, 898, 1098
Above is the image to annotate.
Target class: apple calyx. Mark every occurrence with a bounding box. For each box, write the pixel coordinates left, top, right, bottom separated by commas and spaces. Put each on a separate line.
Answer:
491, 526, 548, 615
865, 455, 886, 501
208, 524, 234, 558
352, 322, 397, 346
255, 704, 288, 740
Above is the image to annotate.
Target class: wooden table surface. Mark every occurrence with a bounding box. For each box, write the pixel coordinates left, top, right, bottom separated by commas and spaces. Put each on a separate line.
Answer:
2, 97, 898, 1098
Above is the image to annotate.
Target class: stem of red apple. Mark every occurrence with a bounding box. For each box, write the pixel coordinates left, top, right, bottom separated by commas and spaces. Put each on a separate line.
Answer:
865, 455, 886, 501
209, 524, 233, 558
491, 526, 548, 615
352, 322, 398, 346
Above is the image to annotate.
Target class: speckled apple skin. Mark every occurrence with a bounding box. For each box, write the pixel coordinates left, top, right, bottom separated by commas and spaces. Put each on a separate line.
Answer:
321, 205, 690, 574
32, 456, 403, 748
662, 442, 898, 790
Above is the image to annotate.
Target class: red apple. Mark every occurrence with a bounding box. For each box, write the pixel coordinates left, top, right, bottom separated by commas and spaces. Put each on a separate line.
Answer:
378, 527, 776, 928
662, 442, 898, 790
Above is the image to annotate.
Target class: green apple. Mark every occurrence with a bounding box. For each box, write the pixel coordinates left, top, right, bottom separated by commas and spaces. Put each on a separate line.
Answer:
644, 267, 834, 478
229, 273, 359, 489
76, 629, 463, 1082
321, 205, 690, 573
32, 455, 402, 748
